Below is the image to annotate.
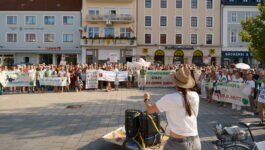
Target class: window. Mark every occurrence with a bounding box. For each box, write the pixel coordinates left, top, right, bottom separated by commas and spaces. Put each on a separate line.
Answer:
44, 16, 55, 25
24, 57, 29, 63
231, 31, 237, 43
191, 0, 197, 8
145, 34, 151, 44
63, 16, 74, 25
145, 0, 152, 8
88, 27, 99, 38
88, 9, 99, 15
160, 34, 167, 44
120, 27, 131, 38
6, 33, 17, 42
63, 34, 73, 42
176, 0, 182, 8
191, 17, 197, 27
176, 16, 182, 27
245, 12, 251, 21
231, 12, 237, 22
25, 16, 36, 25
7, 16, 17, 25
104, 8, 116, 16
120, 8, 131, 16
206, 17, 213, 27
243, 0, 248, 2
44, 33, 55, 42
206, 0, 213, 9
206, 34, 212, 44
161, 0, 167, 8
104, 28, 115, 37
176, 34, 182, 44
191, 34, 197, 44
160, 16, 167, 26
145, 16, 152, 26
25, 33, 36, 42
257, 0, 261, 2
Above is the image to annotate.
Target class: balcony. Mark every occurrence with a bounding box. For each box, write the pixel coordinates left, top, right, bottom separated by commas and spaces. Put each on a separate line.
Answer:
221, 0, 262, 6
87, 15, 134, 23
80, 37, 137, 47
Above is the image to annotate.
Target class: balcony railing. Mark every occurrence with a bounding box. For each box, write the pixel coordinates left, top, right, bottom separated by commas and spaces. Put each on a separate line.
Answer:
221, 0, 262, 5
80, 38, 137, 47
87, 15, 134, 23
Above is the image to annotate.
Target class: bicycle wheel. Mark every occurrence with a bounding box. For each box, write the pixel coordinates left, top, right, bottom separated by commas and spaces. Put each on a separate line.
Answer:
122, 139, 143, 150
224, 144, 250, 150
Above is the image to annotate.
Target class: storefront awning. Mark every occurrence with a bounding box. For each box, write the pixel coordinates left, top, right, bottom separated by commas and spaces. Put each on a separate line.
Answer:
222, 51, 252, 58
0, 49, 82, 54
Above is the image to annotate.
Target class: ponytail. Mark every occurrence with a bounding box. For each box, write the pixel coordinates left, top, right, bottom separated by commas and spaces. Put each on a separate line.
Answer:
178, 87, 192, 116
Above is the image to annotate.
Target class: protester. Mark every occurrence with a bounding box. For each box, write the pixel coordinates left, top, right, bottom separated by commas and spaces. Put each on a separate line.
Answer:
114, 73, 119, 91
255, 75, 265, 125
139, 66, 147, 90
75, 76, 83, 92
143, 67, 201, 150
245, 73, 256, 115
232, 72, 244, 111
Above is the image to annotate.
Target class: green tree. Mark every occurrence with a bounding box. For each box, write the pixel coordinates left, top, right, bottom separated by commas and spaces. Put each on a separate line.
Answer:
240, 1, 265, 63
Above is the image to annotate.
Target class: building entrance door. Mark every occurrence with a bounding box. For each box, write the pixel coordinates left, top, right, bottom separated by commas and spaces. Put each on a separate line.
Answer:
154, 50, 165, 65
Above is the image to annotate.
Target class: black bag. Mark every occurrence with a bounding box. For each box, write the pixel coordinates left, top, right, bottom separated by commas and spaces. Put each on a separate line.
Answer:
125, 109, 141, 138
125, 109, 162, 147
140, 112, 161, 147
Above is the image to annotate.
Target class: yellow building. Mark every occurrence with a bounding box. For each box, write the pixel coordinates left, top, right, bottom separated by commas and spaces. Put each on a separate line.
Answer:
81, 0, 137, 64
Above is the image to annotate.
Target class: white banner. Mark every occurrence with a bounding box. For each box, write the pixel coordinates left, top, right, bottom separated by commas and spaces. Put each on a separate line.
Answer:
86, 70, 98, 89
39, 77, 68, 86
0, 71, 36, 87
98, 70, 128, 82
144, 71, 175, 88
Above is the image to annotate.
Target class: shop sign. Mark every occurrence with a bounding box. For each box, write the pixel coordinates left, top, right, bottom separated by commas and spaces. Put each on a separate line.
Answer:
165, 45, 193, 50
174, 50, 184, 56
155, 50, 165, 56
193, 50, 203, 56
209, 49, 215, 55
222, 51, 252, 58
46, 47, 61, 51
86, 51, 93, 55
125, 50, 133, 56
143, 48, 148, 54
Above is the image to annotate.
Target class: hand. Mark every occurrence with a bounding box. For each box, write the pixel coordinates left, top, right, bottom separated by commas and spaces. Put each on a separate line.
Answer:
144, 92, 150, 101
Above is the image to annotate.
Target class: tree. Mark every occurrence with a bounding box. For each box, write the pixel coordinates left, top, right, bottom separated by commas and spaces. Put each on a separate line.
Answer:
240, 1, 265, 63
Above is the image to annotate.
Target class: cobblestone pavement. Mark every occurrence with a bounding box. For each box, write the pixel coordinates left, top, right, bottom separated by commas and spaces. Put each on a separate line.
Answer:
0, 88, 264, 150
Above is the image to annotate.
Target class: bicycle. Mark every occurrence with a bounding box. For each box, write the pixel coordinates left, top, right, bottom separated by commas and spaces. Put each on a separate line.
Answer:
212, 121, 265, 150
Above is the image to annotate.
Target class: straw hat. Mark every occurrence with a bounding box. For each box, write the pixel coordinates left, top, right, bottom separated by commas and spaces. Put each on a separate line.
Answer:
171, 67, 195, 89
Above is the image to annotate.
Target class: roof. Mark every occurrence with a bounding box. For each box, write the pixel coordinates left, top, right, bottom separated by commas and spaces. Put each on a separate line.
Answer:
0, 0, 82, 11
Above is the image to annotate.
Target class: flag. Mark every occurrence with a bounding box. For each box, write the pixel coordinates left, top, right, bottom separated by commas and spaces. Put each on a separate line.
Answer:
79, 26, 83, 33
128, 27, 134, 33
84, 25, 88, 33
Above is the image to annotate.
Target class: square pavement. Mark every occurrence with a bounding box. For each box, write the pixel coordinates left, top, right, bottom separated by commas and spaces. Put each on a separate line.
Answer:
0, 88, 264, 150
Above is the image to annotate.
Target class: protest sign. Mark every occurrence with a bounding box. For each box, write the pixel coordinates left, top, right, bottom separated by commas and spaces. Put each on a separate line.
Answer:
98, 70, 128, 82
39, 77, 68, 86
145, 71, 175, 88
86, 70, 98, 89
0, 71, 36, 87
212, 82, 250, 106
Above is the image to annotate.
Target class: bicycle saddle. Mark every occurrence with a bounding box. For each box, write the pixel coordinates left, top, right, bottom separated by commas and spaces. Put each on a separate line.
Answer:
239, 122, 252, 128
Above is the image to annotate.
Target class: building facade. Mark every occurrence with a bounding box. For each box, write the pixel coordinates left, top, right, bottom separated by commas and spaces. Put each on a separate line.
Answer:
137, 0, 222, 65
80, 0, 137, 64
222, 0, 262, 67
0, 0, 82, 66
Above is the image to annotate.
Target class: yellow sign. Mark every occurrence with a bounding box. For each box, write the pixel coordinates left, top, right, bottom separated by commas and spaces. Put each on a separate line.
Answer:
106, 40, 110, 45
193, 50, 203, 56
209, 49, 215, 55
155, 50, 165, 56
174, 50, 184, 57
143, 48, 148, 54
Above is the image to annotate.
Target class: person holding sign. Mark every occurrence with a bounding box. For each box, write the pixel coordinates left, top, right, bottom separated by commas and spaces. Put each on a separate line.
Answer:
255, 75, 265, 125
139, 66, 147, 90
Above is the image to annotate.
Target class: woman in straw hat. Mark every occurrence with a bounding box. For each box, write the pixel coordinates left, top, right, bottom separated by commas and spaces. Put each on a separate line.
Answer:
144, 67, 201, 150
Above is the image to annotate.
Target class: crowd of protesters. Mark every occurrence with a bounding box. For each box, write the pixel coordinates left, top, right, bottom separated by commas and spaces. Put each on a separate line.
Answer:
0, 63, 265, 124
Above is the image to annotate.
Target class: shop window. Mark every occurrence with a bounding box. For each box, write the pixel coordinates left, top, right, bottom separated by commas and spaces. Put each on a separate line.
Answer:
154, 50, 165, 65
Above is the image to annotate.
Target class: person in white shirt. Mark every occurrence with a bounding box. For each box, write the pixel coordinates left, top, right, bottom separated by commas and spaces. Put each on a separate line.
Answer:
232, 72, 244, 111
255, 75, 265, 125
143, 67, 201, 150
245, 73, 256, 115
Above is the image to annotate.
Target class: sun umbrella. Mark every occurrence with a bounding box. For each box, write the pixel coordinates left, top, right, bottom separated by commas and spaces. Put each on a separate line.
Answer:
235, 63, 250, 70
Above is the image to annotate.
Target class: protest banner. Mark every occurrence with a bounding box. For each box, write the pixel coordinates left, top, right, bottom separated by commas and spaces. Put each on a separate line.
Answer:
145, 71, 175, 88
86, 70, 98, 89
212, 82, 251, 106
39, 77, 68, 86
98, 70, 128, 82
0, 71, 36, 87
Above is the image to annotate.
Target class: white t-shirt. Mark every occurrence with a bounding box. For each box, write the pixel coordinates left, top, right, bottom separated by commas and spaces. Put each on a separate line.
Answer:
156, 92, 199, 137
232, 77, 243, 83
245, 80, 255, 96
258, 83, 265, 103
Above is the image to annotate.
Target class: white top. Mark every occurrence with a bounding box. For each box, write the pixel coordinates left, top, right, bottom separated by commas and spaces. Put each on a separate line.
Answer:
156, 92, 199, 137
258, 83, 265, 103
245, 80, 255, 96
232, 77, 243, 83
